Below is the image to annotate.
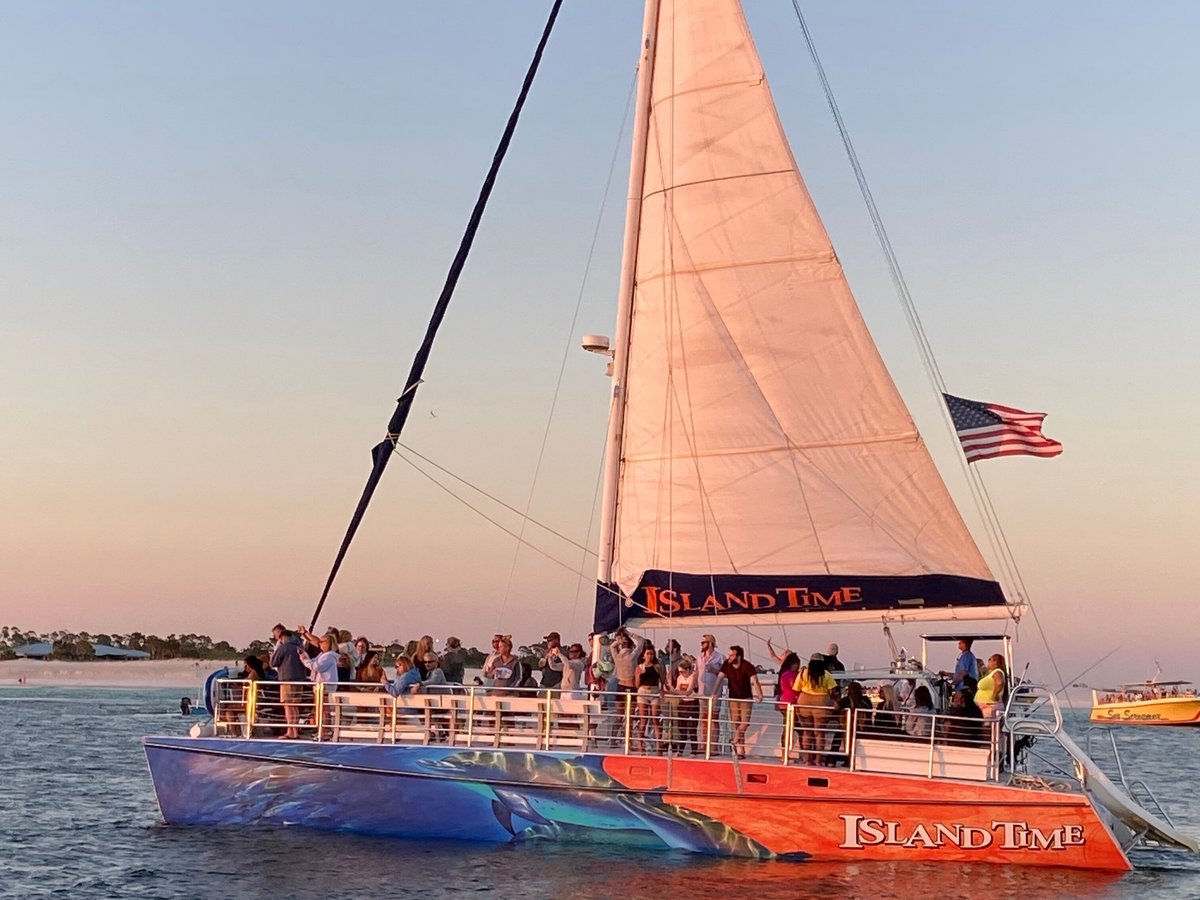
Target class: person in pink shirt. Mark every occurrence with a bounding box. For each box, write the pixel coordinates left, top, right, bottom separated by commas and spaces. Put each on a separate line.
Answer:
776, 651, 802, 760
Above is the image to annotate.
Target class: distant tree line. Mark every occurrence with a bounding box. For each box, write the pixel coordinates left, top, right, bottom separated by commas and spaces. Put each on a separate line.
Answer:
0, 626, 239, 661
0, 626, 493, 666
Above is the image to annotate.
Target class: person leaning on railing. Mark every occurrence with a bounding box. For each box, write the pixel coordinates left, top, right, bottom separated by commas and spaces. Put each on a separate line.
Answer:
387, 656, 421, 699
421, 652, 447, 689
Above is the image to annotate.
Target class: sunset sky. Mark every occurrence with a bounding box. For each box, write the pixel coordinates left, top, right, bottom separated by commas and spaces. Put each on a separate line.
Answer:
3, 2, 1197, 690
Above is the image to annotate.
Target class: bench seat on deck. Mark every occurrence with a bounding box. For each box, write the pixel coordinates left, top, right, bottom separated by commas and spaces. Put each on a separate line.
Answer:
852, 736, 995, 782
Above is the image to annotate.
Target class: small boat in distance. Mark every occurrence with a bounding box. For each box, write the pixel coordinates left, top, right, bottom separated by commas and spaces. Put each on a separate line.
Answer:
1091, 681, 1200, 727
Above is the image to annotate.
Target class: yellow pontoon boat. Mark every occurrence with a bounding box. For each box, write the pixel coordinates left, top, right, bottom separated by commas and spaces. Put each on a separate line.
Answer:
1091, 681, 1200, 726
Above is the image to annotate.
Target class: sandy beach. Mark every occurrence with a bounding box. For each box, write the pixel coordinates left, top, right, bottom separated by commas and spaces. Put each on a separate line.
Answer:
0, 658, 238, 689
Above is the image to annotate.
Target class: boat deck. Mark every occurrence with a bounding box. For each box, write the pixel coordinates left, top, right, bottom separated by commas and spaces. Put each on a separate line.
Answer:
208, 679, 1004, 784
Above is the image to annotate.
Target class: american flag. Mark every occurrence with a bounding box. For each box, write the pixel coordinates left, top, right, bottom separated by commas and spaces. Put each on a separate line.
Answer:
943, 393, 1063, 463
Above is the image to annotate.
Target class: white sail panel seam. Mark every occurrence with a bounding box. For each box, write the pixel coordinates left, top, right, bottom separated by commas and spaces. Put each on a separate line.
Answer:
640, 166, 795, 202
622, 431, 921, 463
635, 250, 841, 283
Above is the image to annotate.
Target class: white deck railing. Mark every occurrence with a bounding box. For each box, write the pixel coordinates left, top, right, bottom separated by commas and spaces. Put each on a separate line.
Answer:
208, 679, 1003, 781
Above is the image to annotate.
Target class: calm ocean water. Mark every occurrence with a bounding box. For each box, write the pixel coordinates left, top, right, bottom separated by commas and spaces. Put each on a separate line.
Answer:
2, 684, 1198, 899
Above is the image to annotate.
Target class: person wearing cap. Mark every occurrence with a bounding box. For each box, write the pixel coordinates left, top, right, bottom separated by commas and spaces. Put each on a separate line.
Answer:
823, 642, 845, 673
538, 632, 565, 689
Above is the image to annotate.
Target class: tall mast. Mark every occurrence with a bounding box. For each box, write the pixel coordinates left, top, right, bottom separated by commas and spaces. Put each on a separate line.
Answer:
597, 0, 660, 588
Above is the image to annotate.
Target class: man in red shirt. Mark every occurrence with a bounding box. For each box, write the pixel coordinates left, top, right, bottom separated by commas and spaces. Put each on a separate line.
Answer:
711, 645, 763, 759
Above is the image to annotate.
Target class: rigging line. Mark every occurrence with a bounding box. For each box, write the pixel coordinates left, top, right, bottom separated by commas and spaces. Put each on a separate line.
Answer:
307, 0, 565, 631
496, 65, 640, 628
1011, 567, 1075, 709
394, 446, 599, 584
965, 462, 1070, 703
1052, 646, 1121, 698
393, 444, 595, 557
791, 4, 1026, 610
790, 3, 946, 390
571, 443, 609, 638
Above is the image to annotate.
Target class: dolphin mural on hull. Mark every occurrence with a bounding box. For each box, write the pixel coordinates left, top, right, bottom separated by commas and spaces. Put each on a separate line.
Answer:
416, 750, 808, 860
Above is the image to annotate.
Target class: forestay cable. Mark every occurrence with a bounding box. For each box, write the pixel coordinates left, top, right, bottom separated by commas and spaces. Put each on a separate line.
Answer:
308, 0, 565, 631
790, 3, 1071, 700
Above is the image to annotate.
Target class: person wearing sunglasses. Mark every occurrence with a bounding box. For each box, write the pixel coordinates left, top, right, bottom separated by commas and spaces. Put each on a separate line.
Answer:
421, 651, 447, 688
698, 634, 724, 750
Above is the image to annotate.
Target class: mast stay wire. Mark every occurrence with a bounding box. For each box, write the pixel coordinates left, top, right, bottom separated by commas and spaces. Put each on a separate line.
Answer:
306, 0, 564, 632
495, 67, 641, 632
789, 3, 1072, 703
394, 443, 670, 620
393, 442, 827, 645
395, 442, 595, 557
394, 444, 595, 574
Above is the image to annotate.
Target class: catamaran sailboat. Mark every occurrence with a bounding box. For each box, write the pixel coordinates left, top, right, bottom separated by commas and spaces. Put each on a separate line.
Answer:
144, 0, 1197, 869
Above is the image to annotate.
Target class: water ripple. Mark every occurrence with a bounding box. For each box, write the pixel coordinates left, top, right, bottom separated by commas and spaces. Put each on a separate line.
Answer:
2, 685, 1198, 898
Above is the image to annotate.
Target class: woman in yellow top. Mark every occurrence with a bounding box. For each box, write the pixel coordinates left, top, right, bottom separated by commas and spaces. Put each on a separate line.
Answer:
975, 654, 1007, 719
793, 652, 837, 765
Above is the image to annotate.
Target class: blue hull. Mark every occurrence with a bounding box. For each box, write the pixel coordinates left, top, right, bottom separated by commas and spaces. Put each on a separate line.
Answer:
142, 736, 803, 858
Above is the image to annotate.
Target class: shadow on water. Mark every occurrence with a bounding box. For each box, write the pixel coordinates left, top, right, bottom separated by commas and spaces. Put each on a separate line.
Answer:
2, 687, 1198, 898
127, 827, 1136, 899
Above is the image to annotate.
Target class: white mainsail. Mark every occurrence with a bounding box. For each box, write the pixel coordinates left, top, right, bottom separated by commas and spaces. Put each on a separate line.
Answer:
595, 0, 1009, 631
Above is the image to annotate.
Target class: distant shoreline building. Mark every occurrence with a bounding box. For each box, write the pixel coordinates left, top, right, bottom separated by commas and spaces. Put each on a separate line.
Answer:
13, 642, 151, 660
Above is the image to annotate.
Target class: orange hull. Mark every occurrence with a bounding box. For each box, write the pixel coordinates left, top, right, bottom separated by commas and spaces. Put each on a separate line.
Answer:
146, 734, 1134, 871
606, 757, 1131, 870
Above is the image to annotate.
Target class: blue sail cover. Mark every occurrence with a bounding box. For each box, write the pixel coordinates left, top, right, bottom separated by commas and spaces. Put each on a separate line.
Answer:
595, 572, 1007, 633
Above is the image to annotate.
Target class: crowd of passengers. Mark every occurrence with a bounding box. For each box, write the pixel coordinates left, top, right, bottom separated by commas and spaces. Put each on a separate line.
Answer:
1100, 686, 1196, 703
242, 625, 1009, 759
